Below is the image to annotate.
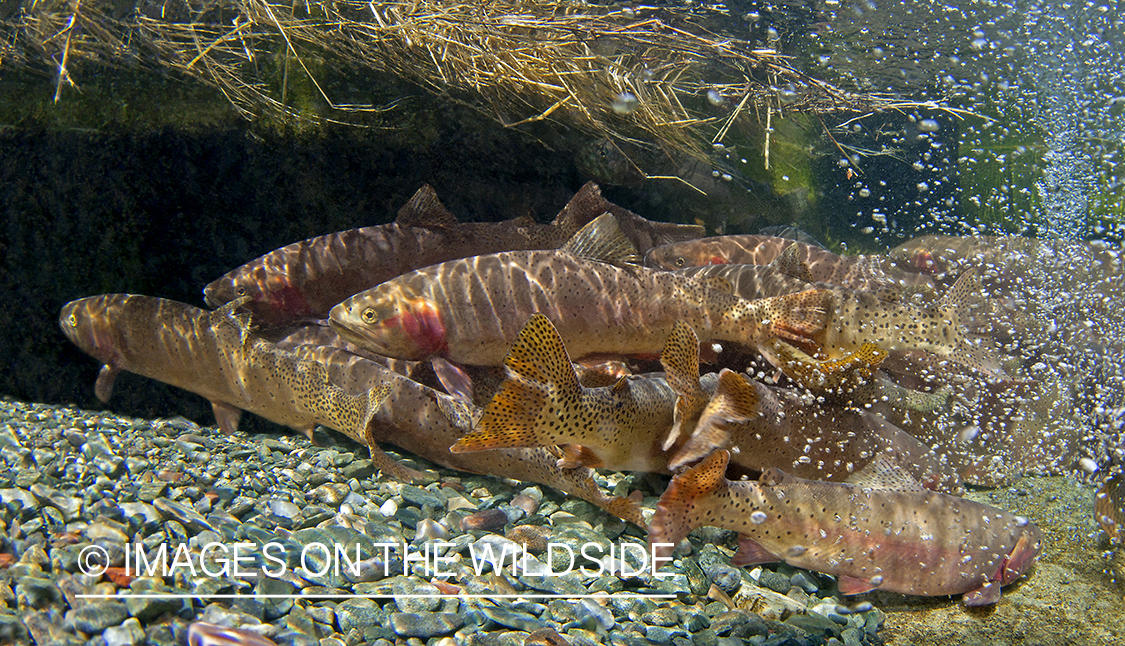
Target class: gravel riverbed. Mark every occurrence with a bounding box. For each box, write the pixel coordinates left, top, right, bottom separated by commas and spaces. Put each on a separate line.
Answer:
0, 397, 1119, 646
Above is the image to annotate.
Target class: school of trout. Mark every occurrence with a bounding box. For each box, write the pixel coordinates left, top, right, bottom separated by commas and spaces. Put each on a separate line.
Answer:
61, 183, 1068, 608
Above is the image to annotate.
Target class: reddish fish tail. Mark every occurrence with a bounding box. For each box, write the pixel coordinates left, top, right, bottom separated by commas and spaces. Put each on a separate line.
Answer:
669, 369, 760, 471
649, 450, 731, 560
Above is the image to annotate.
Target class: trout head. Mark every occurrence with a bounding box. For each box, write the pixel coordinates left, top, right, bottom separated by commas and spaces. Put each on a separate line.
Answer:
645, 244, 728, 270
330, 291, 447, 360
205, 269, 310, 322
998, 522, 1043, 585
59, 296, 121, 365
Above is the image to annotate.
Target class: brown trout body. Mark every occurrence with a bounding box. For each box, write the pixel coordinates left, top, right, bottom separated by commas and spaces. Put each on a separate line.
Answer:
669, 368, 963, 493
205, 183, 702, 324
288, 344, 644, 526
59, 294, 389, 443
649, 450, 1043, 606
330, 214, 833, 371
646, 235, 932, 292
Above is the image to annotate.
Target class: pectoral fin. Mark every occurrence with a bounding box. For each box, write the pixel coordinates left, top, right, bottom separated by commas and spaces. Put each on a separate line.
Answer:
837, 575, 878, 596
95, 365, 120, 403
211, 401, 243, 434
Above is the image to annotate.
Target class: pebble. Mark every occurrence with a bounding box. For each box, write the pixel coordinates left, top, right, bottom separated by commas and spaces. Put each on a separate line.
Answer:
389, 612, 464, 638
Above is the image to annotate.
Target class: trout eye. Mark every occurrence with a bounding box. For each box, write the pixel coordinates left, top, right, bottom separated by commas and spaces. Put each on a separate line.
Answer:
674, 257, 686, 268
68, 314, 77, 327
236, 286, 247, 296
362, 308, 377, 324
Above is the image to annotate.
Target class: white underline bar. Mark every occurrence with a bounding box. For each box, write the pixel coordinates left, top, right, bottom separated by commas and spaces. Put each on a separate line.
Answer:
74, 598, 675, 603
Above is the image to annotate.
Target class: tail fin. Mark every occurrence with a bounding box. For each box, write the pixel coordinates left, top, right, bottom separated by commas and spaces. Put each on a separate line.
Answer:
761, 338, 887, 395
761, 288, 834, 357
649, 449, 730, 560
939, 271, 1007, 378
450, 314, 581, 452
601, 490, 646, 528
660, 321, 708, 450
669, 370, 759, 471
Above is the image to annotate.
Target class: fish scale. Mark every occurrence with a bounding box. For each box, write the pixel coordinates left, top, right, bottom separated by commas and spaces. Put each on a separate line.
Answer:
649, 449, 1043, 606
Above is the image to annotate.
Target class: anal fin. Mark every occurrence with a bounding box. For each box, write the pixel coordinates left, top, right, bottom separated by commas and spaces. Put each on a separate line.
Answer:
558, 444, 605, 469
731, 534, 783, 567
837, 575, 878, 596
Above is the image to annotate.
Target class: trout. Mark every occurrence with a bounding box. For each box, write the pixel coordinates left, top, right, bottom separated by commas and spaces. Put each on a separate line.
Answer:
649, 450, 1043, 606
205, 183, 703, 324
330, 213, 836, 375
778, 272, 1007, 378
449, 314, 690, 472
59, 294, 390, 445
646, 234, 932, 292
287, 344, 644, 526
668, 367, 963, 494
448, 315, 957, 492
670, 243, 816, 301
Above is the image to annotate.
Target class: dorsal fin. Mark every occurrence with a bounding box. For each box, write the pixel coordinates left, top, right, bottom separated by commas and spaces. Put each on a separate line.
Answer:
771, 244, 815, 283
551, 182, 610, 236
561, 213, 641, 266
395, 185, 460, 227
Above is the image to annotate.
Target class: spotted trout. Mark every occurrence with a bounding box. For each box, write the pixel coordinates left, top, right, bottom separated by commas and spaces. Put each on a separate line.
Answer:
330, 213, 836, 374
205, 183, 703, 324
448, 314, 958, 492
286, 344, 644, 526
59, 294, 390, 444
667, 367, 963, 494
646, 234, 932, 292
649, 450, 1043, 606
770, 271, 1007, 378
449, 314, 691, 472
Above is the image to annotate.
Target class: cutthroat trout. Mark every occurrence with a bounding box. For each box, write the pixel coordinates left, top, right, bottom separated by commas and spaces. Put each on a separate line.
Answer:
286, 344, 644, 526
449, 314, 690, 472
649, 450, 1043, 606
646, 234, 932, 292
330, 213, 835, 375
59, 294, 390, 444
778, 272, 1006, 378
668, 367, 963, 493
205, 183, 703, 324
